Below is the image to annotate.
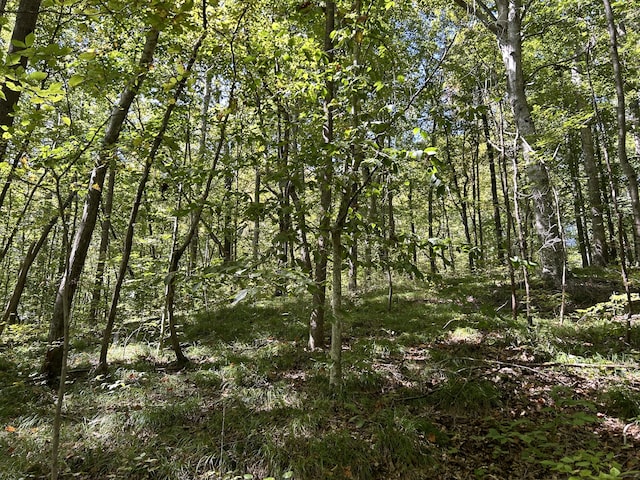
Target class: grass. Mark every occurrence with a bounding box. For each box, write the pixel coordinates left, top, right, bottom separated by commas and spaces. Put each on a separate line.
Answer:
1, 274, 640, 479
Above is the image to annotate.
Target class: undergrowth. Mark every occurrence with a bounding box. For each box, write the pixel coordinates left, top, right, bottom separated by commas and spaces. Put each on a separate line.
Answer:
1, 275, 639, 479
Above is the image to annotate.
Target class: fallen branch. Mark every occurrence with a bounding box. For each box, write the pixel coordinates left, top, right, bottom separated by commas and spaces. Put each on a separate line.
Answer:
457, 357, 639, 370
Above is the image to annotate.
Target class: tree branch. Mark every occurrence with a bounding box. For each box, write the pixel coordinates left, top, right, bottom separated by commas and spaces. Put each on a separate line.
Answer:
452, 0, 498, 35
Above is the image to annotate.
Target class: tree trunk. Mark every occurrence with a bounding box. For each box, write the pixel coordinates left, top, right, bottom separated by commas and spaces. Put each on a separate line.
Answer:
472, 133, 484, 268
511, 137, 532, 325
1, 192, 75, 336
290, 184, 313, 277
482, 111, 505, 264
42, 28, 160, 381
88, 161, 116, 323
630, 96, 640, 159
447, 131, 473, 271
162, 60, 235, 365
428, 184, 437, 274
454, 0, 565, 282
308, 0, 335, 351
408, 180, 417, 274
223, 168, 234, 263
252, 164, 261, 262
603, 0, 640, 262
0, 0, 42, 165
329, 228, 342, 389
582, 123, 608, 266
496, 0, 564, 283
567, 140, 590, 267
386, 175, 396, 310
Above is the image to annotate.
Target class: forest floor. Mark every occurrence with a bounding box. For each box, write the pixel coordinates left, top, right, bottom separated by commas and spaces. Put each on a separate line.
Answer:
1, 268, 640, 479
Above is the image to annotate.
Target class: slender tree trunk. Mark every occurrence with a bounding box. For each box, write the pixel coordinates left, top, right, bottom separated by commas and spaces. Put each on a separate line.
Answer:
443, 196, 455, 271
572, 62, 608, 266
386, 175, 396, 311
428, 184, 437, 274
0, 192, 75, 336
308, 0, 335, 351
329, 228, 342, 388
568, 142, 590, 267
482, 111, 505, 265
603, 0, 640, 263
447, 131, 473, 271
49, 213, 71, 480
498, 102, 518, 320
363, 166, 374, 282
472, 133, 484, 268
511, 136, 531, 326
348, 1, 362, 293
348, 234, 358, 292
408, 180, 417, 273
223, 168, 234, 263
290, 185, 313, 276
42, 28, 160, 381
0, 0, 42, 167
630, 96, 640, 159
252, 165, 260, 261
582, 122, 608, 266
88, 161, 116, 323
163, 68, 235, 364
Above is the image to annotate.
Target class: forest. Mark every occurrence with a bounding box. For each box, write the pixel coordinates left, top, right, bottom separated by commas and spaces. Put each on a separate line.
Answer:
1, 0, 640, 478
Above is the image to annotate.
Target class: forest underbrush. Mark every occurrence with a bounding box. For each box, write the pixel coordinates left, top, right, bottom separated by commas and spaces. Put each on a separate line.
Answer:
1, 271, 640, 479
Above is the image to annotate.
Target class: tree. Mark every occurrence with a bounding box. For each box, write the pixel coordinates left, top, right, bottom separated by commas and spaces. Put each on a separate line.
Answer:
43, 25, 161, 381
452, 0, 566, 284
602, 0, 640, 263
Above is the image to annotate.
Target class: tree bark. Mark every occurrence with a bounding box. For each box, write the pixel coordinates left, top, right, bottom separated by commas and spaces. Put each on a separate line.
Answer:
630, 96, 640, 160
42, 28, 160, 381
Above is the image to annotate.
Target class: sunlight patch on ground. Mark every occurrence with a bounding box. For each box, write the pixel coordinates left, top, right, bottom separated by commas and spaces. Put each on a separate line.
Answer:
444, 326, 483, 344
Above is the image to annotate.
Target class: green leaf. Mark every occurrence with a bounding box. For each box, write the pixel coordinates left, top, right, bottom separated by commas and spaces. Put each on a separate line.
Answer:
25, 32, 35, 47
68, 74, 85, 87
79, 50, 97, 61
424, 147, 438, 156
27, 71, 47, 82
5, 81, 21, 92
